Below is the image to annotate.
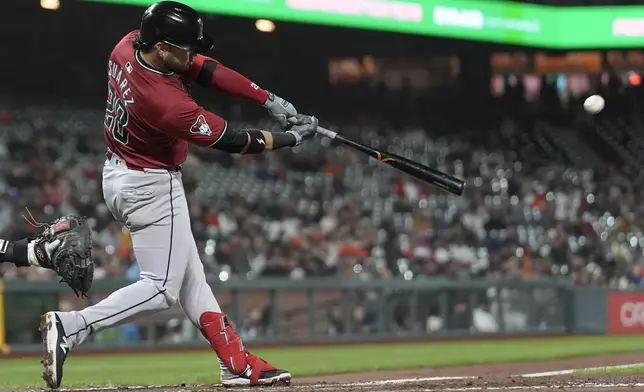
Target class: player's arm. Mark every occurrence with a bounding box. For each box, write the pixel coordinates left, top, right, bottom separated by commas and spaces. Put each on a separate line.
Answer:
213, 114, 317, 154
0, 238, 29, 267
183, 55, 300, 128
159, 98, 318, 154
184, 55, 268, 103
0, 238, 57, 268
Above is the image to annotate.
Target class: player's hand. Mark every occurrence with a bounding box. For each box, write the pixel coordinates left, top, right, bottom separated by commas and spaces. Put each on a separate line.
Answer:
287, 114, 318, 146
263, 91, 298, 129
28, 239, 61, 269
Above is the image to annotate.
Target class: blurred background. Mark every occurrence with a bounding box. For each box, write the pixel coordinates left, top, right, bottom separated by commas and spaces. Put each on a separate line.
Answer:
1, 0, 644, 351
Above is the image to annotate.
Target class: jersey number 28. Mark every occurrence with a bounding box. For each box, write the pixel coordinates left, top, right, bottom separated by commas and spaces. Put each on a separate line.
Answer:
104, 82, 130, 145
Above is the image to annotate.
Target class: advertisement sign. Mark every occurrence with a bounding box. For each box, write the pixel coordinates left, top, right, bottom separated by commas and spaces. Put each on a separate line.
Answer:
608, 292, 644, 334
79, 0, 644, 49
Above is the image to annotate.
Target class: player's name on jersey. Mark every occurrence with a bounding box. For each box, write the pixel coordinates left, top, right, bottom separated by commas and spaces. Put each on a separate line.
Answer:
108, 60, 135, 106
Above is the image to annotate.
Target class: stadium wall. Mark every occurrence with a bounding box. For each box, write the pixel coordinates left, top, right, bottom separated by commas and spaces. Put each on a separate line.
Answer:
2, 278, 640, 354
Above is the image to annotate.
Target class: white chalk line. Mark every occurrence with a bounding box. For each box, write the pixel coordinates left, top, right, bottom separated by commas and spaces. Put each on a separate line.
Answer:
324, 363, 644, 387
328, 382, 644, 392
321, 376, 474, 387
419, 385, 644, 392
521, 362, 644, 377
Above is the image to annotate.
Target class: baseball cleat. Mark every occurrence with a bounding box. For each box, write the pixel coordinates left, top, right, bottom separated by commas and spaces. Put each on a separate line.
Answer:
40, 312, 69, 389
219, 356, 292, 387
200, 312, 291, 387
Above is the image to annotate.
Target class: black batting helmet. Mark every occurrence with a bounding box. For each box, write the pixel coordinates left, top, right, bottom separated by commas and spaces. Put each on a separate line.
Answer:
139, 1, 214, 54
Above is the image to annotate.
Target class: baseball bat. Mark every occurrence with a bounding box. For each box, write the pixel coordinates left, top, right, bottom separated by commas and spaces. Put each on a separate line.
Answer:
316, 127, 466, 196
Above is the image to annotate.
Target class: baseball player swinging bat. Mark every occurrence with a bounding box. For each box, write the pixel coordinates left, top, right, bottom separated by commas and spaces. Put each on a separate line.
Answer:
39, 1, 306, 389
316, 127, 466, 196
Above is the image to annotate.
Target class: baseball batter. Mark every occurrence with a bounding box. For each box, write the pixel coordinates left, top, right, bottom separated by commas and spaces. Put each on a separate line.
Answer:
40, 1, 318, 389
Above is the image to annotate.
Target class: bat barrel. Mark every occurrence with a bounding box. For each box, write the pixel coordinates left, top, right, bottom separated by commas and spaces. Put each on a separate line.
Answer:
316, 125, 465, 196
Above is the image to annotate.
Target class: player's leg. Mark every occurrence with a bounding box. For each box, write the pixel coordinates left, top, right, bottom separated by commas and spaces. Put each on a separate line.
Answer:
40, 163, 190, 388
176, 195, 291, 386
50, 216, 186, 343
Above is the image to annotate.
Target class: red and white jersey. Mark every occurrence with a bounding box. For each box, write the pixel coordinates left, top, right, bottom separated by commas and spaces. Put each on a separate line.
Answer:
103, 30, 227, 170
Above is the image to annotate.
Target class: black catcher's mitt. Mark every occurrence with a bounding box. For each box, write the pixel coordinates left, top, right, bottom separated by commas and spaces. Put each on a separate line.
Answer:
33, 215, 94, 298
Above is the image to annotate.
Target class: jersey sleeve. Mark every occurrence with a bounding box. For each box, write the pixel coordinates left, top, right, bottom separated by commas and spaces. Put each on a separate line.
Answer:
157, 97, 229, 147
183, 54, 268, 104
183, 54, 215, 83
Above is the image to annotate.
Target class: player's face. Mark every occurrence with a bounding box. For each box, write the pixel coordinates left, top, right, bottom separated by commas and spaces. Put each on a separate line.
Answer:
159, 44, 196, 73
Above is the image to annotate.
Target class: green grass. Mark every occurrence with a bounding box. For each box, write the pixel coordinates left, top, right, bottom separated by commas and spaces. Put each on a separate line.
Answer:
574, 365, 644, 376
1, 336, 644, 388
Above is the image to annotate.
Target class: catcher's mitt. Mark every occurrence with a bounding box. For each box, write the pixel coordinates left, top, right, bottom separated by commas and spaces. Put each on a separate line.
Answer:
33, 215, 94, 298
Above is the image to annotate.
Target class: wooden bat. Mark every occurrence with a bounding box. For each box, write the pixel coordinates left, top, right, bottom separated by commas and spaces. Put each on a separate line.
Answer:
316, 127, 466, 196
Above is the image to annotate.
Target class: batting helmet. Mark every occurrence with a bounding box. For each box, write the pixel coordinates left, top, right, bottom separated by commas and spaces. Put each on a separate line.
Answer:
139, 1, 214, 54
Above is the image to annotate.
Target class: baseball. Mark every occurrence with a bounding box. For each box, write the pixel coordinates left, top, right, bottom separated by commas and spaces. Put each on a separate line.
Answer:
583, 94, 605, 114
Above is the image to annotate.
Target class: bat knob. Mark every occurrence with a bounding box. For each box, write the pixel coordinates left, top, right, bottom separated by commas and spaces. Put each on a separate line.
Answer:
451, 179, 466, 196
458, 181, 467, 195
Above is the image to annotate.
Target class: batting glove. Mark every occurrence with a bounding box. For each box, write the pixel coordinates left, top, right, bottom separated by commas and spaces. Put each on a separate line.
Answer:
287, 114, 319, 146
263, 91, 299, 129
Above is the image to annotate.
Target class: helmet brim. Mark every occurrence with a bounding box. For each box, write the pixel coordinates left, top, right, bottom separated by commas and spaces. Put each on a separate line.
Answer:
181, 34, 214, 54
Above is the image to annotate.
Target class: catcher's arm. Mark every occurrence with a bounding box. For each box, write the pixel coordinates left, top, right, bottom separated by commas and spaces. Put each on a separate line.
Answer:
0, 238, 31, 267
0, 215, 94, 297
0, 238, 58, 267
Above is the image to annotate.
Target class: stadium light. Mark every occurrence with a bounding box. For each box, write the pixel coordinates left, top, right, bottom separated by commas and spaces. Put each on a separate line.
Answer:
41, 0, 60, 10
629, 71, 642, 86
255, 19, 275, 33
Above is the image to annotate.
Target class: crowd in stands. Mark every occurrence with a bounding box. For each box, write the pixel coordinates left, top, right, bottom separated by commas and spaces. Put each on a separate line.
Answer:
1, 73, 644, 292
2, 71, 644, 343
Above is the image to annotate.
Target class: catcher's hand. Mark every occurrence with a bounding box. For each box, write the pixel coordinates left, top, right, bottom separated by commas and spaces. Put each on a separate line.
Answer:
30, 215, 94, 298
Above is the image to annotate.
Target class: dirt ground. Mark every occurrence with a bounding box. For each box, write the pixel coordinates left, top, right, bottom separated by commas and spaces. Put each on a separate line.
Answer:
16, 352, 644, 392
295, 352, 644, 391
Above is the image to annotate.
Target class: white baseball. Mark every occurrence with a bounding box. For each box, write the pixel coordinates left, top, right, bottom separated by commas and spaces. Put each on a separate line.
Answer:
583, 94, 605, 114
